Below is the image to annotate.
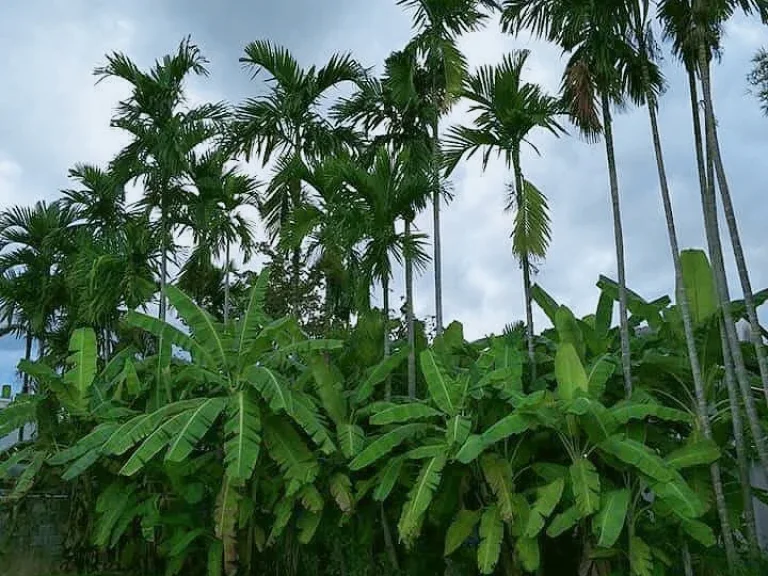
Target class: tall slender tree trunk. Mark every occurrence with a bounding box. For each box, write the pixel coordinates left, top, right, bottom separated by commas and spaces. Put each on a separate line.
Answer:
696, 54, 768, 476
405, 219, 416, 399
432, 120, 444, 337
21, 332, 32, 395
512, 149, 536, 383
17, 332, 33, 442
383, 275, 392, 401
705, 89, 768, 406
224, 240, 231, 324
159, 198, 168, 322
721, 321, 759, 552
646, 96, 739, 560
381, 503, 400, 571
682, 541, 693, 576
600, 92, 632, 397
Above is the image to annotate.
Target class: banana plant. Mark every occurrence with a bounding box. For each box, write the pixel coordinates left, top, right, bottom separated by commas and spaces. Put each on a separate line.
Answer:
45, 272, 342, 575
455, 307, 717, 575
342, 324, 538, 574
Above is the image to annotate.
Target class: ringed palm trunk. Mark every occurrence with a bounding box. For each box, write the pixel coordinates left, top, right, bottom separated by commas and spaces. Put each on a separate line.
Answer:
600, 92, 632, 398
18, 331, 33, 442
720, 321, 759, 552
159, 197, 169, 322
404, 219, 417, 399
383, 274, 392, 400
699, 53, 768, 474
705, 81, 768, 406
646, 94, 739, 561
224, 239, 231, 324
512, 148, 536, 383
432, 120, 444, 337
695, 53, 768, 476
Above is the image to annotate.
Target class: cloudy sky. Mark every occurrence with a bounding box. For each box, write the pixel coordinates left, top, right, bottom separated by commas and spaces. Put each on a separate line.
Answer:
0, 1, 767, 387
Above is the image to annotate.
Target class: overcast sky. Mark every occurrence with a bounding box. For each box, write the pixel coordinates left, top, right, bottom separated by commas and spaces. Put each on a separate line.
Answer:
0, 1, 767, 387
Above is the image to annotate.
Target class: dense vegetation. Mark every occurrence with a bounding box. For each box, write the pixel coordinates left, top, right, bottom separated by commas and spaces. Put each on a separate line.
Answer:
2, 0, 768, 574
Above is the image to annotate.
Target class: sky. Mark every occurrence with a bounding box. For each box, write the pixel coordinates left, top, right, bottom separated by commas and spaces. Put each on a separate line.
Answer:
0, 0, 767, 388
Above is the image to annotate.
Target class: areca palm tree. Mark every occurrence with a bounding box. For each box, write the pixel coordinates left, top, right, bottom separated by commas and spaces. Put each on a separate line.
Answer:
502, 0, 642, 398
396, 0, 499, 336
333, 48, 435, 397
179, 148, 259, 322
95, 36, 227, 322
336, 147, 431, 363
0, 201, 76, 361
268, 153, 365, 331
659, 0, 768, 406
625, 1, 750, 561
228, 41, 364, 313
442, 49, 564, 381
659, 0, 768, 482
748, 46, 768, 113
61, 163, 127, 238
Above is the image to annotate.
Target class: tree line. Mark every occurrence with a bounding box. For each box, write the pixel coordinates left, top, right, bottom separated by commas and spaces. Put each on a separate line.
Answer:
1, 0, 768, 575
